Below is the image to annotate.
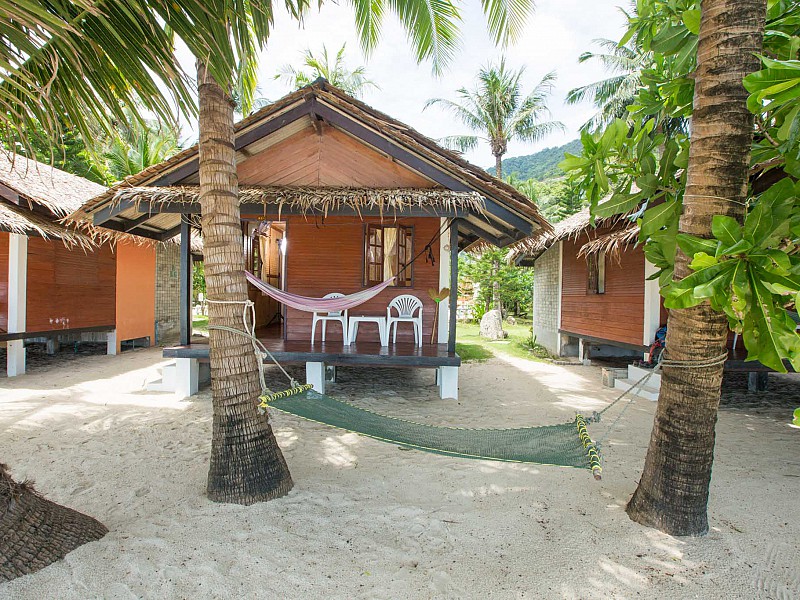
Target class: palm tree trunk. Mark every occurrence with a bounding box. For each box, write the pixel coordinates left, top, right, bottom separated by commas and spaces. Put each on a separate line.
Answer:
1, 463, 107, 582
197, 61, 293, 504
626, 0, 765, 535
495, 153, 503, 179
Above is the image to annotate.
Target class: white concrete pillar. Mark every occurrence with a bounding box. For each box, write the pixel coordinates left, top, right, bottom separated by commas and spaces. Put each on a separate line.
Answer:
438, 366, 459, 400
106, 330, 118, 356
306, 361, 326, 393
643, 259, 662, 361
7, 234, 27, 377
556, 241, 564, 356
175, 357, 199, 398
437, 218, 450, 344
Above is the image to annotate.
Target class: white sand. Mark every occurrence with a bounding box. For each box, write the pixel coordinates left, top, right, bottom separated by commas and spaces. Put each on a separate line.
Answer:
1, 348, 798, 599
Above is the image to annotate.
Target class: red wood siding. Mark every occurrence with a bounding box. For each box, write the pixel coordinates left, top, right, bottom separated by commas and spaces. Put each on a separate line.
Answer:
0, 233, 8, 331
237, 123, 438, 188
25, 236, 116, 332
282, 215, 441, 344
560, 234, 645, 347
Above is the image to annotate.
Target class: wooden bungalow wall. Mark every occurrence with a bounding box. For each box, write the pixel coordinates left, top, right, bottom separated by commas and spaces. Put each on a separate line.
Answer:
0, 232, 116, 333
277, 215, 442, 344
560, 235, 647, 348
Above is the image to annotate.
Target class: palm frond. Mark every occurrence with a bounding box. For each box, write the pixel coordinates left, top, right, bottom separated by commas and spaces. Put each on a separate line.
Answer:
437, 135, 480, 153
480, 0, 533, 46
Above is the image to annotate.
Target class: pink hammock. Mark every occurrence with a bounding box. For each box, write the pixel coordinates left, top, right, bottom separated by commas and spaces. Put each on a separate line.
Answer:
245, 271, 396, 313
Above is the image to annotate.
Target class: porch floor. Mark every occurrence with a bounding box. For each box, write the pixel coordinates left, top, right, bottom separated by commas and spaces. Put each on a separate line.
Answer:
163, 339, 460, 368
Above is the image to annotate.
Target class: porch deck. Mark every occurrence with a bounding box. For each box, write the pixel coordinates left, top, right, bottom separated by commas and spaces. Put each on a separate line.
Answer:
163, 339, 461, 368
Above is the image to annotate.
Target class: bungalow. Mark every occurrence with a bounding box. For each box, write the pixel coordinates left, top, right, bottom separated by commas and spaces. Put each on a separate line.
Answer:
518, 208, 795, 395
0, 153, 171, 376
71, 80, 549, 399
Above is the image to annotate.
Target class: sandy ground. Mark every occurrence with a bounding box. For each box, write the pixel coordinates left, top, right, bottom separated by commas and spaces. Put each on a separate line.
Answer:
1, 348, 798, 599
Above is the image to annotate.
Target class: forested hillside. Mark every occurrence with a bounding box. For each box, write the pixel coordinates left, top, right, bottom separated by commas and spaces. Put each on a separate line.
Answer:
487, 139, 581, 180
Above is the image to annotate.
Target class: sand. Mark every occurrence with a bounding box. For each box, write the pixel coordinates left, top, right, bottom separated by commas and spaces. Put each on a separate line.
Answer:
1, 347, 798, 599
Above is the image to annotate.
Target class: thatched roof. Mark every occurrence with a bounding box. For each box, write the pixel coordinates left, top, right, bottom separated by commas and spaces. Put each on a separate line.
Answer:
114, 185, 485, 217
0, 153, 105, 246
71, 80, 550, 247
0, 153, 105, 217
510, 208, 638, 263
0, 202, 95, 248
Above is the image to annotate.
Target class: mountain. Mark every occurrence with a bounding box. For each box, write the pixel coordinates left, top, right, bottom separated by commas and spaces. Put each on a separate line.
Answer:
487, 139, 582, 181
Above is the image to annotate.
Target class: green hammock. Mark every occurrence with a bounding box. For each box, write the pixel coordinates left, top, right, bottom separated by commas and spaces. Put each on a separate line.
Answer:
263, 389, 603, 479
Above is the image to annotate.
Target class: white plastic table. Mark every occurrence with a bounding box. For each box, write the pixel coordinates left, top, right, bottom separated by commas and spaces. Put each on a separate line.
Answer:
348, 315, 388, 347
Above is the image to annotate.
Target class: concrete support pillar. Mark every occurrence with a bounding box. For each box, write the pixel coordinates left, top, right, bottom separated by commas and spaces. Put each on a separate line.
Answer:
175, 357, 199, 398
46, 338, 57, 355
643, 259, 662, 361
438, 366, 459, 400
106, 330, 118, 356
7, 233, 27, 377
437, 218, 450, 344
306, 361, 326, 393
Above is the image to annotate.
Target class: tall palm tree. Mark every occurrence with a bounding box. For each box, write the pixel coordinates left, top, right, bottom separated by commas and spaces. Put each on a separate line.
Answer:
626, 0, 766, 535
425, 59, 564, 178
565, 38, 647, 131
276, 44, 379, 97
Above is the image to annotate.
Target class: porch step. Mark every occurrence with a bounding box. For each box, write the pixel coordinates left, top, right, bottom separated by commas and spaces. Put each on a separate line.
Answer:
628, 364, 662, 388
614, 377, 659, 401
146, 362, 177, 392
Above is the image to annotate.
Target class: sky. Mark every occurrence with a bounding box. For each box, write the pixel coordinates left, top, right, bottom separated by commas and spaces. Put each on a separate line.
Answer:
178, 1, 629, 170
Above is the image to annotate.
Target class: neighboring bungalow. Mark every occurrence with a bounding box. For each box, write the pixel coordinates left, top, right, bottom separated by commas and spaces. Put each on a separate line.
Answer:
518, 207, 795, 395
0, 153, 167, 376
71, 80, 549, 399
516, 208, 662, 360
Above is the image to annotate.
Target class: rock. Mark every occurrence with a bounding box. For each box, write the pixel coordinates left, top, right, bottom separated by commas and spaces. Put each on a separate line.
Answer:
506, 316, 516, 325
479, 309, 506, 340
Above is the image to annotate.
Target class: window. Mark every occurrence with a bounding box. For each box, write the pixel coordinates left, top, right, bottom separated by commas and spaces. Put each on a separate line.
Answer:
364, 224, 413, 287
587, 250, 606, 294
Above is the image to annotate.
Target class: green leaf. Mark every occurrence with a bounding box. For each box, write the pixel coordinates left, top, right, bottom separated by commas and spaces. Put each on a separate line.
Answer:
681, 9, 701, 35
594, 193, 642, 218
718, 238, 754, 257
689, 252, 718, 270
639, 200, 676, 237
676, 233, 719, 257
711, 215, 743, 247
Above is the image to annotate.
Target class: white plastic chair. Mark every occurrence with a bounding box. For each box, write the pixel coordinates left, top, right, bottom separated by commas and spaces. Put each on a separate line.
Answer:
311, 293, 349, 345
387, 294, 424, 347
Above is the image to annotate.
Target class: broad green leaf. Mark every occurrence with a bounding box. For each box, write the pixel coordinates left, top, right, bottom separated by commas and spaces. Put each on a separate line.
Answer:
689, 252, 718, 270
681, 9, 701, 35
595, 192, 642, 218
711, 215, 742, 247
640, 200, 676, 237
717, 238, 754, 257
676, 233, 719, 257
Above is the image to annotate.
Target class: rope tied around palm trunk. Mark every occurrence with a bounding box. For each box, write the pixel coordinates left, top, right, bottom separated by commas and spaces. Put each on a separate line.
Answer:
205, 297, 300, 404
588, 350, 729, 464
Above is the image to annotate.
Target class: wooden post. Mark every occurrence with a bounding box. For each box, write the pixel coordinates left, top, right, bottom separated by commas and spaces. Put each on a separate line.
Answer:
7, 233, 27, 376
448, 220, 459, 354
179, 217, 192, 346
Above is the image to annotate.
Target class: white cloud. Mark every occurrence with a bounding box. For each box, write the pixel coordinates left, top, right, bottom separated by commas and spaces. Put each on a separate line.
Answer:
179, 2, 628, 170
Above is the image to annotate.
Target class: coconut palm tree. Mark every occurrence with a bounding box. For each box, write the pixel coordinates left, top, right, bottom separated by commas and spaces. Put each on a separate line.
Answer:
276, 44, 378, 97
565, 38, 648, 131
425, 59, 564, 178
625, 0, 767, 536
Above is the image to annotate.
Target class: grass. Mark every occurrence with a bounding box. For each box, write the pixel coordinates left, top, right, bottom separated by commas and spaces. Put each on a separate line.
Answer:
456, 320, 552, 362
192, 315, 208, 334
